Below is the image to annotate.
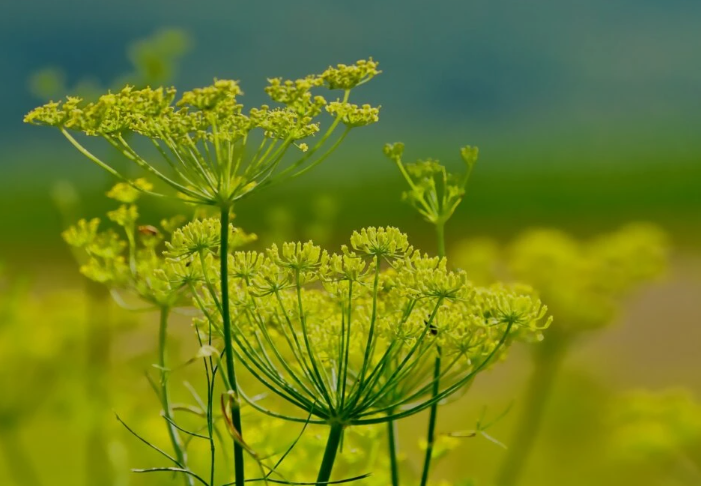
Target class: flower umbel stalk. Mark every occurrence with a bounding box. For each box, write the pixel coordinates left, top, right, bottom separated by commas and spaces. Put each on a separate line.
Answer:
220, 205, 246, 486
387, 418, 400, 486
316, 423, 344, 486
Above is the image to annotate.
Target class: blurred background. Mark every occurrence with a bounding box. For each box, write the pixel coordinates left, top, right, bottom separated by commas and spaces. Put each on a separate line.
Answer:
1, 1, 700, 485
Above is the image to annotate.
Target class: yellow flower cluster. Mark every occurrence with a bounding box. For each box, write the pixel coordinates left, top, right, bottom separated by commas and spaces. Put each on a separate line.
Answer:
25, 59, 381, 206
610, 389, 701, 461
507, 223, 669, 332
452, 223, 669, 334
177, 226, 550, 424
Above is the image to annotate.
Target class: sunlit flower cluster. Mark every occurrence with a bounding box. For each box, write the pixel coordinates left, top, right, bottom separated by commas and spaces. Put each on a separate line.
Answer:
177, 226, 550, 425
25, 59, 381, 207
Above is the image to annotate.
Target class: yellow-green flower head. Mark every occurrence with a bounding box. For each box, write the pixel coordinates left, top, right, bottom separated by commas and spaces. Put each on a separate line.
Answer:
507, 223, 669, 333
485, 284, 551, 331
321, 58, 381, 90
320, 253, 368, 283
215, 227, 550, 425
23, 96, 83, 127
460, 145, 479, 167
228, 251, 268, 281
165, 218, 256, 260
177, 78, 242, 111
326, 102, 380, 127
80, 255, 129, 284
587, 222, 670, 293
268, 241, 324, 273
258, 108, 320, 140
156, 258, 205, 288
610, 388, 701, 462
107, 204, 139, 228
348, 226, 412, 259
383, 142, 404, 162
265, 75, 327, 116
62, 218, 100, 248
105, 178, 154, 203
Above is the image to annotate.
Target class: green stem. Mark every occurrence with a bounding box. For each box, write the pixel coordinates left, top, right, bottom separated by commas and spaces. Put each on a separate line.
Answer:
435, 221, 446, 260
418, 221, 446, 486
495, 335, 568, 486
419, 352, 442, 486
220, 205, 246, 486
316, 423, 344, 486
0, 427, 43, 486
387, 418, 400, 486
158, 307, 194, 486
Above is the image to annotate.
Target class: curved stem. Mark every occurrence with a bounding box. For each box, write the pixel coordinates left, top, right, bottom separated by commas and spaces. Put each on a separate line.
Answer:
387, 418, 400, 486
220, 205, 246, 486
158, 307, 194, 486
418, 221, 447, 486
316, 423, 344, 486
495, 335, 568, 486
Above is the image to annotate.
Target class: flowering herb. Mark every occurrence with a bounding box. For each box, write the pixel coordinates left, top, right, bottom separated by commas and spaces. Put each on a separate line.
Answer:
27, 59, 380, 486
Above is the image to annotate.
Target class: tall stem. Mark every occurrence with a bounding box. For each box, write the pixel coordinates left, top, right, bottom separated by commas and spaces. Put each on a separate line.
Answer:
220, 205, 246, 486
495, 334, 568, 486
316, 423, 344, 486
158, 307, 194, 486
387, 417, 400, 486
418, 221, 446, 486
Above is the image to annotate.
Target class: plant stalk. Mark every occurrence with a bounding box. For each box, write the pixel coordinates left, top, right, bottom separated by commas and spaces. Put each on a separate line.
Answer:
316, 423, 344, 486
387, 417, 400, 486
418, 220, 446, 486
495, 334, 568, 486
220, 205, 246, 486
159, 307, 194, 486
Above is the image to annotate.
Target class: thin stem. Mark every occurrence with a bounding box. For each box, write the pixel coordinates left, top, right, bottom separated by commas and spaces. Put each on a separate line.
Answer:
220, 205, 246, 486
419, 351, 442, 486
435, 222, 446, 260
495, 335, 568, 486
158, 307, 194, 486
418, 221, 446, 486
387, 418, 400, 486
316, 423, 344, 486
